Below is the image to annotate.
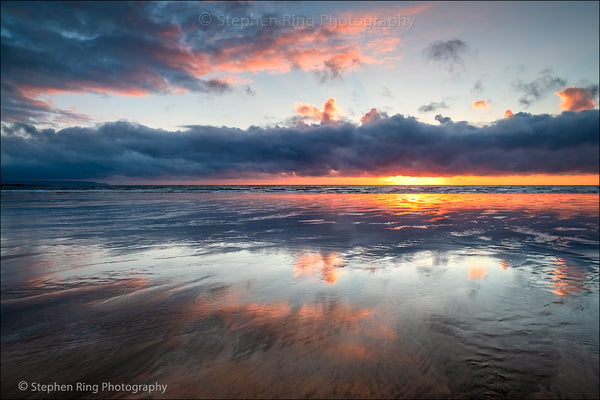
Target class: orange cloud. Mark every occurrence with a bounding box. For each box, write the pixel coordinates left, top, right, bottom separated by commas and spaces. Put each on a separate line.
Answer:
294, 103, 322, 121
322, 97, 341, 123
555, 87, 596, 111
294, 98, 342, 125
472, 100, 490, 111
504, 109, 514, 118
201, 28, 375, 81
361, 108, 382, 124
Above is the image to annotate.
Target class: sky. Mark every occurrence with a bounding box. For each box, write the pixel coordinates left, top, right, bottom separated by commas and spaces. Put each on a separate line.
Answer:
1, 1, 599, 185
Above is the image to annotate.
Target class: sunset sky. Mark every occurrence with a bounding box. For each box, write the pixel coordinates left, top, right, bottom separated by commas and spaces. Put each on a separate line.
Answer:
1, 1, 598, 184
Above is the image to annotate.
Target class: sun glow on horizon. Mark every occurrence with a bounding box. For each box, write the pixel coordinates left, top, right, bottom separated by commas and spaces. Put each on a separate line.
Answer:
127, 174, 599, 186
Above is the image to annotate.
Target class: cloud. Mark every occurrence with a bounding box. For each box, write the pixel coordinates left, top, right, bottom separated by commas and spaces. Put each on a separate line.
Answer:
418, 102, 449, 113
328, 3, 428, 35
0, 82, 91, 126
504, 109, 514, 118
244, 86, 256, 96
423, 39, 468, 73
555, 86, 598, 111
513, 69, 567, 107
471, 80, 484, 93
366, 37, 402, 54
295, 104, 323, 121
0, 2, 383, 123
322, 98, 342, 124
381, 87, 394, 99
360, 108, 385, 125
2, 110, 597, 182
434, 114, 452, 124
472, 100, 490, 111
295, 98, 342, 125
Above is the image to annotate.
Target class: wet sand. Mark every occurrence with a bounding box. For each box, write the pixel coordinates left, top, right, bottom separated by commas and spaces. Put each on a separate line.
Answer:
1, 192, 599, 398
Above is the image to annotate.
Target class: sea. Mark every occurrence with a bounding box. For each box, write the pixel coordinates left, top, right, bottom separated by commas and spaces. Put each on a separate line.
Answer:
1, 183, 598, 193
1, 185, 599, 399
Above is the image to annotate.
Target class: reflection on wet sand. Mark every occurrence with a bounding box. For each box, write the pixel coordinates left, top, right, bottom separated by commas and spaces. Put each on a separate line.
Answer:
467, 265, 487, 280
1, 192, 598, 399
552, 257, 587, 296
294, 252, 345, 284
167, 284, 433, 398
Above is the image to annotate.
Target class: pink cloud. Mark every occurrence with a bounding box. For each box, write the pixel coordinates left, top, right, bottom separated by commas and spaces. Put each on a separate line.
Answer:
294, 98, 342, 125
361, 108, 383, 124
555, 87, 596, 111
330, 4, 429, 35
322, 98, 341, 123
295, 103, 323, 121
504, 109, 514, 118
366, 37, 402, 54
195, 27, 376, 80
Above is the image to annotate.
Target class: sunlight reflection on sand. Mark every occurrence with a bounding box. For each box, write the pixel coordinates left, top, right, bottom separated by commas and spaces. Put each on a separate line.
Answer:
294, 252, 345, 284
1, 192, 598, 399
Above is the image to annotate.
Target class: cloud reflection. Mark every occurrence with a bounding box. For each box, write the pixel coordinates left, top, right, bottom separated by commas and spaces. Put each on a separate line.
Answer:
294, 252, 345, 284
1, 191, 598, 399
551, 257, 586, 296
468, 265, 487, 280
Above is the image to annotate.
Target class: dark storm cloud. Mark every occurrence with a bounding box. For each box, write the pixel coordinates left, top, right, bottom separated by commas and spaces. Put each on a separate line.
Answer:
423, 39, 468, 73
0, 0, 232, 124
419, 102, 449, 113
1, 2, 210, 91
0, 82, 91, 126
2, 111, 598, 181
513, 69, 567, 107
0, 1, 370, 122
434, 114, 452, 124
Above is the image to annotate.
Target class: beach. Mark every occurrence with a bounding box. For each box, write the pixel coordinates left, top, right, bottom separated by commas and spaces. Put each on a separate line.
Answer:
1, 188, 599, 399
